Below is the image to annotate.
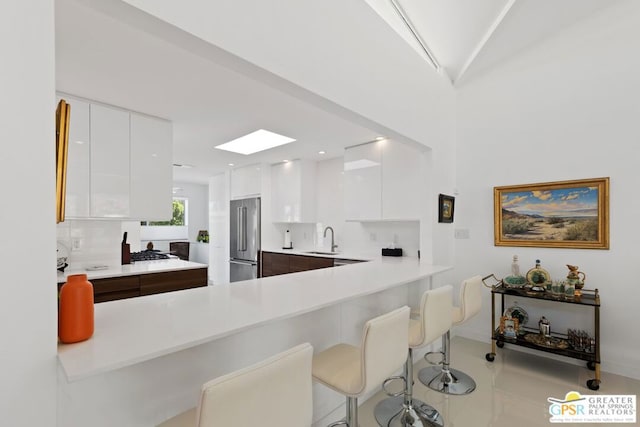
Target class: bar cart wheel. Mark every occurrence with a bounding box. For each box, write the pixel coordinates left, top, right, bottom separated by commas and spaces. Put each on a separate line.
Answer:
485, 353, 495, 362
587, 361, 596, 371
496, 340, 504, 348
587, 379, 600, 391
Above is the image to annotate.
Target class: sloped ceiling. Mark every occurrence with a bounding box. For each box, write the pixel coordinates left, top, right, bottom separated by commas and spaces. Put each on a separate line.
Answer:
365, 0, 624, 85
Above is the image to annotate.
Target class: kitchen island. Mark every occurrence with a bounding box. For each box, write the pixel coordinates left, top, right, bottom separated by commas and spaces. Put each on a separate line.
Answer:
57, 256, 451, 426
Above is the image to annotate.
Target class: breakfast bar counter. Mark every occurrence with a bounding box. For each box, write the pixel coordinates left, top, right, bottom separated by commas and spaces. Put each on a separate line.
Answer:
57, 257, 451, 426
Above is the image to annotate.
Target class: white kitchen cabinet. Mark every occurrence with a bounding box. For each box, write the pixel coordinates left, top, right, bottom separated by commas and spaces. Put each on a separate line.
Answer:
344, 140, 422, 221
381, 140, 421, 220
130, 113, 173, 220
271, 160, 316, 222
58, 95, 90, 218
344, 142, 382, 221
56, 93, 173, 220
90, 104, 130, 218
230, 164, 261, 199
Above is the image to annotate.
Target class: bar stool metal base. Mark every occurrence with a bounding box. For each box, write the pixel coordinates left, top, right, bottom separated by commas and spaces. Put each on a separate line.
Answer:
374, 395, 443, 427
417, 366, 476, 395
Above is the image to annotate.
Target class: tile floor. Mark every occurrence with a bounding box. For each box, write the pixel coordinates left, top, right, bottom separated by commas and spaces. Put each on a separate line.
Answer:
354, 337, 640, 427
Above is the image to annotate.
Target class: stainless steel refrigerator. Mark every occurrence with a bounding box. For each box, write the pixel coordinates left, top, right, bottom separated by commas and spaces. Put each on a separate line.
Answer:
229, 197, 260, 282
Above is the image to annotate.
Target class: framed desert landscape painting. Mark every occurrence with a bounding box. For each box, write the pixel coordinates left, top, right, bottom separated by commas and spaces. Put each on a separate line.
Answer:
494, 177, 609, 249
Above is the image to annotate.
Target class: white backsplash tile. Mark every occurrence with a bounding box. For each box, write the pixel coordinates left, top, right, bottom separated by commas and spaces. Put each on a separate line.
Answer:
57, 220, 122, 269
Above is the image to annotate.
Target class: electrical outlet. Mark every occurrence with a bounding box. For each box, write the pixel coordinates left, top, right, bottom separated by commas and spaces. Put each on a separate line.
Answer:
72, 238, 81, 251
454, 229, 470, 239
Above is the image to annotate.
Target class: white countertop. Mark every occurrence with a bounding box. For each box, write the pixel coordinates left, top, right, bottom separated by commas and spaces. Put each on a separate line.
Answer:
58, 257, 450, 382
57, 259, 208, 283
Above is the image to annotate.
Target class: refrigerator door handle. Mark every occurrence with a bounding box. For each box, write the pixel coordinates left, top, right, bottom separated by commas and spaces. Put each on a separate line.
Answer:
236, 206, 244, 252
240, 206, 247, 251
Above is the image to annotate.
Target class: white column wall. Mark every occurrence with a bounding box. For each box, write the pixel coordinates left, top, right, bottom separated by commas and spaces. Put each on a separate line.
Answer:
455, 1, 640, 379
208, 172, 230, 284
0, 1, 57, 425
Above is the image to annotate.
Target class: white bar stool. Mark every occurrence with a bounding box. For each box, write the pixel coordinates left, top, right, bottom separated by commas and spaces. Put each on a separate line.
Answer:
157, 343, 313, 427
418, 275, 483, 395
373, 285, 452, 427
312, 306, 411, 427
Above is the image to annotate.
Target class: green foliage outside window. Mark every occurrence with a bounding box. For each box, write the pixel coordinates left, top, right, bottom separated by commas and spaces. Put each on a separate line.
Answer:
141, 199, 187, 226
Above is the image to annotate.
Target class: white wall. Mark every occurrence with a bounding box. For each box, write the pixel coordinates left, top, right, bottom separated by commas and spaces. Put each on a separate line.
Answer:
0, 1, 57, 425
139, 181, 209, 252
454, 1, 640, 379
173, 181, 208, 242
208, 173, 230, 284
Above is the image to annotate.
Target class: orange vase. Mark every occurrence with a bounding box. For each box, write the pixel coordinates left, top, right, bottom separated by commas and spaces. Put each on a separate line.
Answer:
58, 274, 94, 343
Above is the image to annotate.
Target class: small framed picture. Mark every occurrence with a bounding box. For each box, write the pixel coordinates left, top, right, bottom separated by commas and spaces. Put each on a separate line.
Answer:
438, 194, 455, 223
500, 316, 519, 338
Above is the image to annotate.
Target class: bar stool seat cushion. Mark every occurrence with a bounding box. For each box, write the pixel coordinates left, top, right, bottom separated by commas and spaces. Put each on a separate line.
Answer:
158, 408, 196, 427
312, 343, 361, 396
452, 307, 464, 324
409, 318, 422, 347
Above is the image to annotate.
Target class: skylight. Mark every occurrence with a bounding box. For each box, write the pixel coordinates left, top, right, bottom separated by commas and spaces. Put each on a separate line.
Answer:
215, 129, 296, 155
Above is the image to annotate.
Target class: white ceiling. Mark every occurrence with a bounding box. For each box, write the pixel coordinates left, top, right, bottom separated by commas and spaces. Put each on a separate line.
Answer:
366, 0, 623, 84
55, 0, 381, 184
56, 0, 624, 184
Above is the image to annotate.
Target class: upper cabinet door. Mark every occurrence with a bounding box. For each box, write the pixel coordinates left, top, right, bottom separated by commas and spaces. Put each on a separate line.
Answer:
59, 95, 90, 218
130, 113, 173, 220
231, 164, 261, 200
382, 140, 421, 220
344, 142, 382, 221
90, 104, 130, 218
271, 160, 316, 223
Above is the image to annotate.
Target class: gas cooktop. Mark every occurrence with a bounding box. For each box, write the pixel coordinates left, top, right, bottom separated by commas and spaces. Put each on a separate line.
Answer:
130, 250, 169, 262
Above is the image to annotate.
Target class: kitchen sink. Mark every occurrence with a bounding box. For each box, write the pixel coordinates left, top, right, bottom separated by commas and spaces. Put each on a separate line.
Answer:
304, 251, 340, 256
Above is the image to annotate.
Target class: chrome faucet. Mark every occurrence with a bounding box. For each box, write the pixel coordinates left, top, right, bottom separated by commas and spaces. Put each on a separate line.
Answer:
323, 226, 338, 252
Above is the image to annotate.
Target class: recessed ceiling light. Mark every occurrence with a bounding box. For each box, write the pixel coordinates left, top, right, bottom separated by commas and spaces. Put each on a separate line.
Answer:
172, 163, 194, 168
282, 159, 289, 163
318, 151, 326, 155
214, 129, 296, 155
375, 136, 386, 141
228, 163, 234, 167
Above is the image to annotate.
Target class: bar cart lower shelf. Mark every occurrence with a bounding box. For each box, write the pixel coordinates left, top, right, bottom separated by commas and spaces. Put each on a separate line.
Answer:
482, 277, 601, 391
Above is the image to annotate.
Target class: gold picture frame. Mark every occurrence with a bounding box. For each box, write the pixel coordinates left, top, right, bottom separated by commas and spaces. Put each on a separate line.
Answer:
56, 100, 71, 223
499, 316, 519, 338
494, 177, 609, 249
438, 194, 455, 223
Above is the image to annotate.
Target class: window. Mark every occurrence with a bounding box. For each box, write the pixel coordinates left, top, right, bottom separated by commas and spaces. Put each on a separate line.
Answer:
140, 198, 189, 241
141, 198, 188, 226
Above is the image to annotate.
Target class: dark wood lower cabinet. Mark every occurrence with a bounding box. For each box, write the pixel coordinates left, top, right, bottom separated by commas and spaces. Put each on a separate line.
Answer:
92, 276, 140, 303
140, 268, 208, 296
261, 252, 334, 277
57, 267, 208, 303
